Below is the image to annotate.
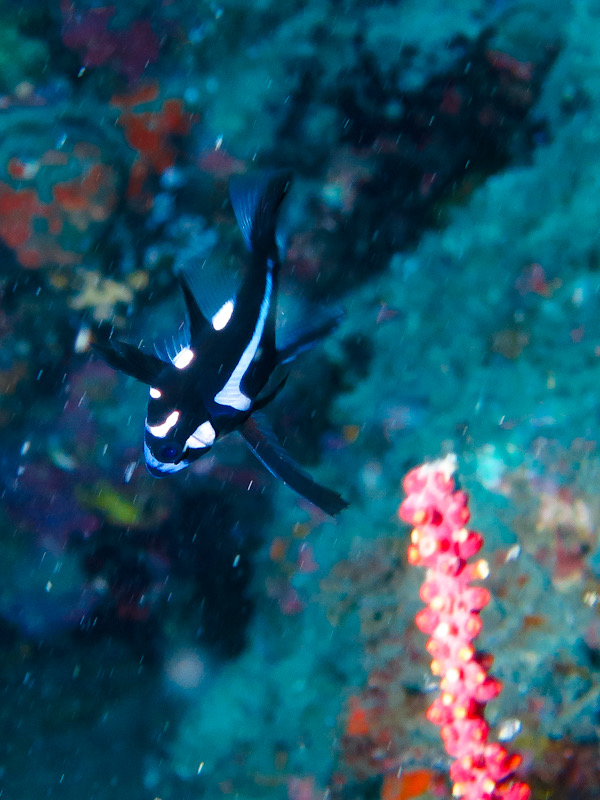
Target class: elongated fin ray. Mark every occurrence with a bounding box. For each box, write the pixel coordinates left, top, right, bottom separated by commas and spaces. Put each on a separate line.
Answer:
240, 416, 349, 516
229, 170, 293, 252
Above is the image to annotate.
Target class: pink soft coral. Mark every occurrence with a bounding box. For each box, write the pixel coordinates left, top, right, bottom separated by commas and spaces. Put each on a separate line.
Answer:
399, 455, 530, 800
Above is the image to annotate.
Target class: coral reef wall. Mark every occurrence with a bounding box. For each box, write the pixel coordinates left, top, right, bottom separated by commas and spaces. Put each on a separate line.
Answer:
2, 0, 600, 799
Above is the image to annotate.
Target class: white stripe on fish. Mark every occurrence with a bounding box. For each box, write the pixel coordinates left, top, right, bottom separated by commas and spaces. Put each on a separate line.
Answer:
214, 270, 272, 411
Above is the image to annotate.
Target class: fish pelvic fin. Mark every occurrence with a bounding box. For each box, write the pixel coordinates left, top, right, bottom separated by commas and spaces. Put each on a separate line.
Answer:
229, 169, 293, 253
240, 416, 349, 516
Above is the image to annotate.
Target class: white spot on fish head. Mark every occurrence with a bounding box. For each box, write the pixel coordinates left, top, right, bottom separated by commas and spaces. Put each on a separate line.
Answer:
185, 420, 216, 450
150, 387, 162, 399
146, 410, 180, 438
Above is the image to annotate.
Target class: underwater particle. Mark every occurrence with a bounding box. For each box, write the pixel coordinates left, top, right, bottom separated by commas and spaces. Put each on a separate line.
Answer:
73, 325, 93, 354
497, 719, 522, 743
123, 462, 137, 484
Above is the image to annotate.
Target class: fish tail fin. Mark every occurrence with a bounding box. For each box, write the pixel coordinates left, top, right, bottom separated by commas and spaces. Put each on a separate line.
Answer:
229, 170, 293, 253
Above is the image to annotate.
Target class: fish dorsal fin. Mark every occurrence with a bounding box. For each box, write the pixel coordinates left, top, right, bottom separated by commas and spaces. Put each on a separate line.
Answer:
92, 334, 167, 386
177, 271, 207, 341
229, 170, 293, 252
175, 257, 241, 341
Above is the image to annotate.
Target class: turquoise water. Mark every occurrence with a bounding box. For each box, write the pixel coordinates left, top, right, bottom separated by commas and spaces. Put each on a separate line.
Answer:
0, 0, 599, 797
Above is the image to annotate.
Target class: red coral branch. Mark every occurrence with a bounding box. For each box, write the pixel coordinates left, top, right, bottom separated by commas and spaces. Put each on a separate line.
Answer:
399, 455, 530, 800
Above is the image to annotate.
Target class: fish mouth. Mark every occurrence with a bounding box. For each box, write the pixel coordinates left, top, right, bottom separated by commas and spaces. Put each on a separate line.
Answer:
144, 449, 207, 476
181, 444, 212, 463
144, 441, 189, 476
145, 459, 189, 477
143, 439, 211, 477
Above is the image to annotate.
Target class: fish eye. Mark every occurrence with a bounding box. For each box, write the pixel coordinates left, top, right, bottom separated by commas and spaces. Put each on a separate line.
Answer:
157, 441, 183, 463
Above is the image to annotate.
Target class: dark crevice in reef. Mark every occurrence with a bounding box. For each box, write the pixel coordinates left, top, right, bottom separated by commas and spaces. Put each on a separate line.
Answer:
274, 30, 558, 298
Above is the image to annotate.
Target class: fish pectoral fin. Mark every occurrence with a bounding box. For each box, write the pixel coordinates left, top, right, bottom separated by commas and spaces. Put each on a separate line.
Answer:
240, 416, 349, 516
91, 330, 166, 386
229, 170, 293, 252
277, 304, 344, 364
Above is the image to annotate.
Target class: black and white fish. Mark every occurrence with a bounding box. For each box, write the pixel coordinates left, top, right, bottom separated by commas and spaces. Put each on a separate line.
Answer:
92, 170, 348, 516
